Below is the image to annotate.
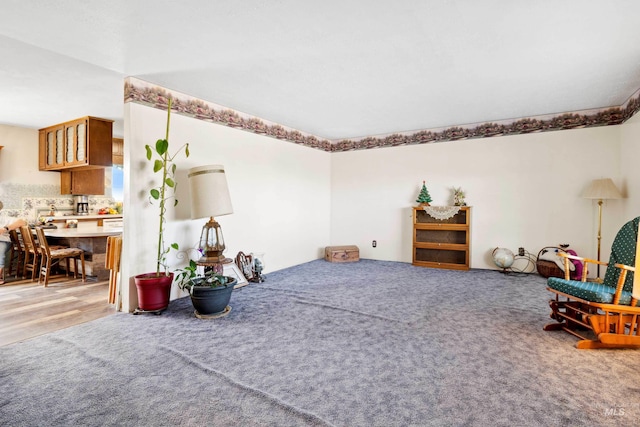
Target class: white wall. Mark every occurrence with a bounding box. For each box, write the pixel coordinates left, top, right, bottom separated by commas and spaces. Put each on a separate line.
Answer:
330, 125, 625, 270
0, 124, 62, 223
122, 103, 332, 311
0, 124, 59, 186
620, 113, 640, 218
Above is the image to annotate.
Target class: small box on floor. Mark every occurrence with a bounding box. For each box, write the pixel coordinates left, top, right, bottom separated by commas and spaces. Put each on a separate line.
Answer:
325, 245, 359, 263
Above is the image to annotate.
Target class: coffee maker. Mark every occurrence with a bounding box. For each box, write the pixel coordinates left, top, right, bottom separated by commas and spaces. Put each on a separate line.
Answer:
73, 195, 89, 215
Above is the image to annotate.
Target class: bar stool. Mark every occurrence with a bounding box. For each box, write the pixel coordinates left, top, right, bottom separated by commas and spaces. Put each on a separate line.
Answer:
8, 229, 24, 278
106, 235, 122, 304
19, 225, 40, 281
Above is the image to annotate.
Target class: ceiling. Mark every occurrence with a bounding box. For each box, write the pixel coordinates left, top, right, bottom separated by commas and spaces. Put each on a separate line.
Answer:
2, 1, 640, 141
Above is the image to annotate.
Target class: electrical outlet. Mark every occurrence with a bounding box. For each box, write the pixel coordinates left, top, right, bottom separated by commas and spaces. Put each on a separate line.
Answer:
518, 247, 525, 256
372, 240, 377, 248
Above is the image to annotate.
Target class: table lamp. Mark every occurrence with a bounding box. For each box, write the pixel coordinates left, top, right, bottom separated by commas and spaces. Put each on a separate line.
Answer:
582, 178, 623, 280
188, 165, 233, 265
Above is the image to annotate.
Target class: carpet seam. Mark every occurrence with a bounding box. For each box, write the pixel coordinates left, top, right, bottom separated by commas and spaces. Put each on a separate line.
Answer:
293, 298, 411, 324
159, 345, 336, 427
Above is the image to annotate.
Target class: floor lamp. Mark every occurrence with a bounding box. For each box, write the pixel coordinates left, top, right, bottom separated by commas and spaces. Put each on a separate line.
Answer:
582, 178, 623, 280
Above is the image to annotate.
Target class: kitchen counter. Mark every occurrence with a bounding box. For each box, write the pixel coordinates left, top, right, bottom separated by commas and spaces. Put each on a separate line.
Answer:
50, 214, 123, 221
43, 225, 122, 238
43, 226, 122, 280
46, 214, 123, 228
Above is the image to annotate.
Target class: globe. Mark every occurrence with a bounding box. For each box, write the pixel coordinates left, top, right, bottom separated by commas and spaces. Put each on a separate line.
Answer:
492, 248, 515, 269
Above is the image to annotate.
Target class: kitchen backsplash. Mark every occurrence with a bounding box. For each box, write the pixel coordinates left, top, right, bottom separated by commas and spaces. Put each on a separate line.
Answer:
0, 182, 115, 221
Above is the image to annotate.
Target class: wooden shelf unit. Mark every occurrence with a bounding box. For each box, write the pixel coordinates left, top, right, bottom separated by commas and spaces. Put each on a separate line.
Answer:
412, 206, 471, 270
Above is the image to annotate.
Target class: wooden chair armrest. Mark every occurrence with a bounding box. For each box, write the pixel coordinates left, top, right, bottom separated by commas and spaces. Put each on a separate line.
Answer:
610, 263, 637, 305
614, 263, 636, 272
557, 252, 584, 261
557, 252, 608, 265
558, 252, 608, 281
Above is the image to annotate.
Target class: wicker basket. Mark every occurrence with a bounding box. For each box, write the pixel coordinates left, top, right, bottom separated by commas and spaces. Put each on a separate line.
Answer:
536, 246, 569, 278
536, 260, 564, 278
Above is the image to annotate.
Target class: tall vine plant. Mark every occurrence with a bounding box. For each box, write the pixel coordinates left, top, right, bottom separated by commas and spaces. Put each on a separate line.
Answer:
145, 98, 190, 276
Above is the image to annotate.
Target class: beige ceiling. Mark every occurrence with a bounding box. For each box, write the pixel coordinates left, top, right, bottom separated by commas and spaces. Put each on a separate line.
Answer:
1, 0, 640, 140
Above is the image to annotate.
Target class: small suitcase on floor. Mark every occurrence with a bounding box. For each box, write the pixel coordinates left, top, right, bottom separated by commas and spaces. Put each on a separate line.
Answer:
324, 245, 360, 263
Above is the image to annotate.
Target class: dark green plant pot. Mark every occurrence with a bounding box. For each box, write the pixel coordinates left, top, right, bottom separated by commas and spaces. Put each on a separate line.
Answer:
189, 277, 237, 315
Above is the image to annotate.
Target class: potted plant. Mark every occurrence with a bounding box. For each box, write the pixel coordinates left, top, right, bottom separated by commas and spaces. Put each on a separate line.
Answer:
175, 259, 237, 317
134, 99, 190, 313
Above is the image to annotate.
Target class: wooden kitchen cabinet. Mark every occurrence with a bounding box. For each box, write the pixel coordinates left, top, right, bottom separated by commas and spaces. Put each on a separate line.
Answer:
412, 206, 471, 270
60, 169, 105, 195
39, 125, 65, 170
112, 138, 124, 165
39, 116, 113, 171
63, 118, 88, 167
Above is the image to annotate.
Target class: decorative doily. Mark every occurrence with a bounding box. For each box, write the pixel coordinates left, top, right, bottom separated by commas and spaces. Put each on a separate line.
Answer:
422, 206, 461, 220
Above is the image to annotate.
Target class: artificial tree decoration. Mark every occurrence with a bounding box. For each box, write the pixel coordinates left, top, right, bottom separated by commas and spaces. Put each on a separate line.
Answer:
416, 180, 432, 206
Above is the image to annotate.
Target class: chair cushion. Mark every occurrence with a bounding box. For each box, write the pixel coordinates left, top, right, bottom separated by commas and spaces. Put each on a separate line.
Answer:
50, 248, 83, 257
548, 277, 637, 306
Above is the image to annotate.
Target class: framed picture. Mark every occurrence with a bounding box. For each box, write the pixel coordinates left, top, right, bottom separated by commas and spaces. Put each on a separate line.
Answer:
235, 251, 254, 282
223, 262, 248, 288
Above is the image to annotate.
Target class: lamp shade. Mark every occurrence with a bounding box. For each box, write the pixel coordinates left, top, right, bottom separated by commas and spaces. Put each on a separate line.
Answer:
188, 165, 233, 219
581, 178, 623, 200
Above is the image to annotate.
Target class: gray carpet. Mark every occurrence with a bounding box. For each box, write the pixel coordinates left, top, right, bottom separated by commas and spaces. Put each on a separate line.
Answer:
1, 259, 639, 426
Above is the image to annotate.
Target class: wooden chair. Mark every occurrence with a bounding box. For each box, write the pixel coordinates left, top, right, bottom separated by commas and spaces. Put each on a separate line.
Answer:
544, 216, 640, 349
105, 235, 122, 304
19, 226, 40, 281
7, 229, 24, 278
35, 227, 86, 287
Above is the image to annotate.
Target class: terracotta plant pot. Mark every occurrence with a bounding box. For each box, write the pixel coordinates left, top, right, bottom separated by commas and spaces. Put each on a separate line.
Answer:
134, 272, 173, 312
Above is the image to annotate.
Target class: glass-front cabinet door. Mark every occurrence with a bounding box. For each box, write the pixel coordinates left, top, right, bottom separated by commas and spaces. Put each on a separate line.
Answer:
64, 119, 88, 167
38, 125, 65, 170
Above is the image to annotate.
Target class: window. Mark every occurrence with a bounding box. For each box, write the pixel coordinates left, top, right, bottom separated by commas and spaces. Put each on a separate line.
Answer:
112, 165, 123, 202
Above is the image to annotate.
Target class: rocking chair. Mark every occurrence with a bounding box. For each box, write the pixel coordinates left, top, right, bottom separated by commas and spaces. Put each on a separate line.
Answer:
544, 216, 639, 349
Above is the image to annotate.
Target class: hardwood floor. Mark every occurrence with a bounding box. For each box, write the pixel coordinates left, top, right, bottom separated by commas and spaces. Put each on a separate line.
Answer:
0, 275, 116, 347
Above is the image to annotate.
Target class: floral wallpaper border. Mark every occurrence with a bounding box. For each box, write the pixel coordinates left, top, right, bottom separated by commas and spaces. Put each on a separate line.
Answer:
125, 78, 332, 151
124, 77, 640, 153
